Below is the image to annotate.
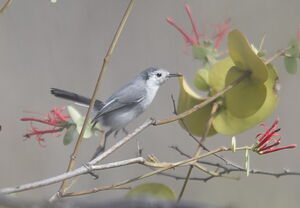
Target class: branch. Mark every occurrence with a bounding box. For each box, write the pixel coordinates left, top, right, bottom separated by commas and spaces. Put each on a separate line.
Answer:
0, 157, 144, 195
167, 147, 300, 182
57, 0, 136, 196
177, 102, 219, 201
62, 147, 228, 197
0, 0, 12, 13
0, 119, 153, 195
265, 46, 291, 64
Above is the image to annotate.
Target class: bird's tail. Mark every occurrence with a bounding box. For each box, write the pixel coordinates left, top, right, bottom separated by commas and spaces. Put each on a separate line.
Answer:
50, 88, 104, 109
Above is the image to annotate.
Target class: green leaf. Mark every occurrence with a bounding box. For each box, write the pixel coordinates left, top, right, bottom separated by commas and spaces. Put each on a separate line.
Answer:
284, 56, 298, 74
213, 64, 279, 135
177, 77, 217, 137
228, 30, 268, 83
67, 105, 82, 124
67, 105, 94, 138
75, 117, 94, 138
63, 125, 77, 145
286, 39, 300, 58
225, 67, 267, 118
209, 57, 235, 93
194, 69, 210, 91
192, 45, 218, 67
126, 183, 176, 200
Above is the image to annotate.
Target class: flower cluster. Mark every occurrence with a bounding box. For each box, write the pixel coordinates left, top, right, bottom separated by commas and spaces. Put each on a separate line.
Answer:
253, 119, 296, 154
166, 4, 230, 49
21, 106, 71, 146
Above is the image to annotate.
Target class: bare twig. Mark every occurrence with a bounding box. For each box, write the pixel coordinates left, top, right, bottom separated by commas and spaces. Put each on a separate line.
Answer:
167, 147, 300, 181
57, 0, 136, 197
265, 46, 291, 64
0, 157, 144, 195
63, 147, 228, 197
0, 0, 12, 13
177, 102, 219, 202
0, 119, 152, 195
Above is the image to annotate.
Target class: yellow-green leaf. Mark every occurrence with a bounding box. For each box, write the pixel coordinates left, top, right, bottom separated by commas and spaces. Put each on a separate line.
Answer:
284, 56, 298, 74
63, 125, 77, 145
194, 69, 210, 91
209, 57, 234, 92
225, 67, 267, 118
213, 64, 279, 135
126, 183, 176, 200
177, 77, 216, 137
67, 105, 94, 138
228, 30, 268, 83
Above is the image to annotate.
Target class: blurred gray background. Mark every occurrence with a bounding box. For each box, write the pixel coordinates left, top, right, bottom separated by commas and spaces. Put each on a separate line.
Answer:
0, 0, 299, 207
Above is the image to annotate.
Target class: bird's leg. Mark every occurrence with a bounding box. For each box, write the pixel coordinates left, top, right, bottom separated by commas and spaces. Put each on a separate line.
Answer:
122, 128, 129, 135
113, 130, 119, 138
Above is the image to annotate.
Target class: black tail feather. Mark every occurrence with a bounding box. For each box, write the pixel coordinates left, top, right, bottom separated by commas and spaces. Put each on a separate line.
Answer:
50, 88, 104, 109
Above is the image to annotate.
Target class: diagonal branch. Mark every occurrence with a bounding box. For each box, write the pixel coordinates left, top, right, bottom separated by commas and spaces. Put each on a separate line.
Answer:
57, 0, 136, 197
177, 102, 219, 202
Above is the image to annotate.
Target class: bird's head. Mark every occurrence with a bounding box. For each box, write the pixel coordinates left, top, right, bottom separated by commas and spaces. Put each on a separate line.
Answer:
140, 67, 182, 87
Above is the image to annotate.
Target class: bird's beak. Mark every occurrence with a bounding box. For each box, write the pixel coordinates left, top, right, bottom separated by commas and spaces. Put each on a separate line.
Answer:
167, 73, 182, 78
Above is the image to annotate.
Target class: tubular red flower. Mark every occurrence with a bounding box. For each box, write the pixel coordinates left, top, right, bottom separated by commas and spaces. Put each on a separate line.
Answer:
212, 19, 230, 49
254, 119, 297, 155
166, 17, 197, 45
185, 4, 201, 44
21, 106, 71, 146
260, 144, 297, 154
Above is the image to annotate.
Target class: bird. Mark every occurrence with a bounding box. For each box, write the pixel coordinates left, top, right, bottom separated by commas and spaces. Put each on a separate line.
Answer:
50, 67, 181, 160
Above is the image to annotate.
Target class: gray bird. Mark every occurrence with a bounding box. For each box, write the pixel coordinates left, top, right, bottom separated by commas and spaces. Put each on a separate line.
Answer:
50, 67, 181, 159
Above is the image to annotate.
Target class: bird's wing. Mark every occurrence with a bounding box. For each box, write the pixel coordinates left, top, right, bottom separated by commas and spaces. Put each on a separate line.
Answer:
92, 84, 146, 122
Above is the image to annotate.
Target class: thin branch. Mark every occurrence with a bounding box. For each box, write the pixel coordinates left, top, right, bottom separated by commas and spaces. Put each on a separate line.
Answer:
63, 147, 228, 197
0, 157, 144, 195
0, 0, 12, 13
177, 102, 219, 202
265, 46, 291, 64
0, 119, 152, 195
57, 0, 136, 197
166, 147, 300, 182
154, 71, 250, 125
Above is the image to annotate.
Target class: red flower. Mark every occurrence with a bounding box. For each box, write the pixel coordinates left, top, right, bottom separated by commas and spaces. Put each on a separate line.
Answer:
21, 106, 71, 146
297, 27, 300, 41
166, 4, 229, 49
253, 119, 296, 154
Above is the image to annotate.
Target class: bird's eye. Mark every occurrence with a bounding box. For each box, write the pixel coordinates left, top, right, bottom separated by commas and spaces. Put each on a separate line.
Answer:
156, 73, 162, 77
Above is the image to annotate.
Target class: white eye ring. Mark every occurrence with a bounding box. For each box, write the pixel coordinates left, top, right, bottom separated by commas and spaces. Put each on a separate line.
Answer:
156, 73, 162, 77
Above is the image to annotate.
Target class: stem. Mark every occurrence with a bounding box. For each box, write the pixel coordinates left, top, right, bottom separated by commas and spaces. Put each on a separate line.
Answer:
177, 102, 219, 202
265, 46, 291, 65
0, 0, 12, 13
56, 0, 136, 197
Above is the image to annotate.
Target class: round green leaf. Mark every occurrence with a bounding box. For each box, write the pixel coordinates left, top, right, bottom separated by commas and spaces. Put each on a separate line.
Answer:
284, 56, 298, 74
213, 64, 279, 135
194, 69, 210, 91
177, 77, 217, 137
225, 66, 267, 118
63, 125, 77, 145
126, 183, 176, 200
209, 57, 235, 92
228, 30, 268, 83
